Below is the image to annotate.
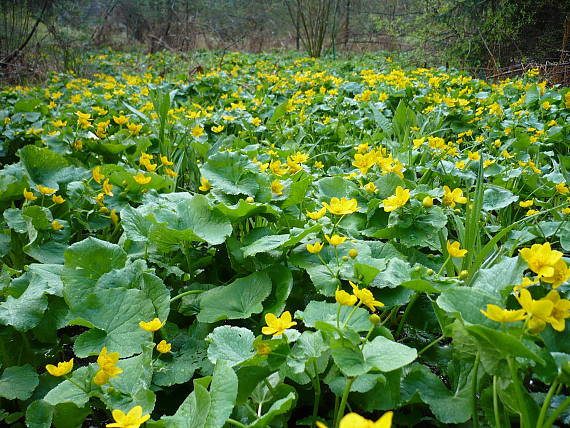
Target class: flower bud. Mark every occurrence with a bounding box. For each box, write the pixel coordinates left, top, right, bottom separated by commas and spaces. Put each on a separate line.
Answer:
369, 314, 381, 325
422, 196, 433, 208
459, 270, 469, 279
426, 268, 434, 276
349, 249, 358, 258
342, 255, 349, 261
246, 196, 254, 203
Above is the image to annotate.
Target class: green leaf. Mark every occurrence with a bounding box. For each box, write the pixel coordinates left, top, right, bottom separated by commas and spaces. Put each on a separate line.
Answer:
262, 264, 293, 316
202, 151, 262, 196
482, 186, 518, 211
19, 145, 87, 188
372, 258, 410, 288
161, 381, 211, 428
363, 336, 417, 372
72, 288, 156, 357
206, 326, 255, 366
198, 271, 272, 323
470, 256, 527, 293
44, 366, 96, 407
203, 361, 238, 428
296, 301, 371, 332
306, 264, 341, 296
0, 285, 48, 331
62, 237, 127, 308
26, 400, 54, 428
286, 331, 327, 374
148, 194, 232, 248
316, 177, 359, 200
247, 392, 296, 427
214, 199, 279, 223
401, 365, 471, 424
242, 234, 290, 258
0, 364, 39, 400
524, 85, 540, 105
436, 287, 502, 325
0, 164, 27, 203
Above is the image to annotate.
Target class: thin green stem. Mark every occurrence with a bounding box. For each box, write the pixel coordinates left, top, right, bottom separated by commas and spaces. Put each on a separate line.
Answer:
472, 352, 480, 428
342, 303, 361, 329
507, 357, 532, 428
543, 395, 570, 428
170, 289, 204, 303
64, 375, 89, 394
417, 335, 445, 357
311, 360, 321, 426
335, 377, 355, 428
437, 255, 451, 277
227, 418, 248, 428
493, 376, 502, 428
263, 378, 277, 398
536, 376, 560, 428
396, 292, 419, 339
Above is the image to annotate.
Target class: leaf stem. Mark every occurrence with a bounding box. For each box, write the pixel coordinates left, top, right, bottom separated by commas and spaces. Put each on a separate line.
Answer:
227, 418, 248, 428
169, 289, 204, 303
472, 352, 480, 428
311, 360, 321, 425
536, 376, 560, 428
507, 357, 532, 428
335, 377, 355, 428
493, 376, 502, 428
543, 395, 570, 428
417, 335, 445, 357
396, 292, 419, 339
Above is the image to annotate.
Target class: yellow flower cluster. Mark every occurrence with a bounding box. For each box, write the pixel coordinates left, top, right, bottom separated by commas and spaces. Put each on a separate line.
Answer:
335, 282, 384, 313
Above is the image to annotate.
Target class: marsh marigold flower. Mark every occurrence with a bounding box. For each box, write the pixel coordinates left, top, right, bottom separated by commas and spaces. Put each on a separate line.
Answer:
480, 305, 526, 323
133, 173, 151, 185
515, 288, 554, 333
316, 411, 393, 428
191, 124, 205, 137
383, 186, 410, 212
543, 290, 570, 331
94, 347, 122, 385
335, 289, 357, 306
447, 240, 467, 258
349, 281, 384, 312
262, 311, 297, 336
156, 340, 171, 354
307, 241, 324, 254
37, 184, 57, 195
322, 197, 359, 215
199, 177, 211, 191
306, 207, 326, 220
92, 166, 104, 184
519, 242, 563, 279
106, 406, 150, 428
139, 318, 165, 332
325, 234, 347, 246
271, 179, 284, 195
442, 186, 467, 207
52, 194, 65, 204
45, 358, 74, 377
23, 188, 37, 201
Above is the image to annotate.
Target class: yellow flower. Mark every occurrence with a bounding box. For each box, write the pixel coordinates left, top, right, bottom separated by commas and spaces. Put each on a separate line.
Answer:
383, 186, 410, 212
307, 242, 324, 254
515, 288, 554, 333
543, 290, 570, 331
37, 184, 57, 195
271, 179, 284, 195
542, 259, 570, 288
160, 155, 173, 166
526, 209, 540, 216
556, 182, 569, 195
139, 318, 165, 332
102, 179, 114, 197
468, 151, 480, 161
270, 160, 288, 176
199, 177, 211, 192
519, 199, 534, 208
447, 240, 467, 258
156, 340, 172, 354
110, 209, 119, 225
442, 186, 467, 207
306, 207, 327, 220
133, 173, 151, 185
325, 234, 347, 246
251, 117, 262, 126
480, 304, 526, 323
92, 167, 104, 184
519, 242, 563, 278
262, 311, 297, 336
317, 411, 393, 428
75, 111, 92, 128
191, 124, 205, 137
212, 125, 224, 133
51, 220, 64, 231
290, 152, 309, 164
106, 406, 150, 428
322, 197, 359, 215
94, 347, 123, 385
52, 194, 65, 204
23, 188, 37, 201
164, 167, 178, 178
349, 281, 384, 312
51, 119, 67, 128
314, 161, 324, 169
113, 115, 129, 125
335, 289, 357, 306
45, 358, 74, 376
364, 182, 377, 193
127, 122, 142, 135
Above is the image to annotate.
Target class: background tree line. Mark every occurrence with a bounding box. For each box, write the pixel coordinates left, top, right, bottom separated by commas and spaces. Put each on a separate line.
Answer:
1, 0, 569, 79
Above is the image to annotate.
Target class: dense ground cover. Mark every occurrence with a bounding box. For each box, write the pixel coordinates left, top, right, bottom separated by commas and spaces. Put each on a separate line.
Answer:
1, 51, 570, 427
